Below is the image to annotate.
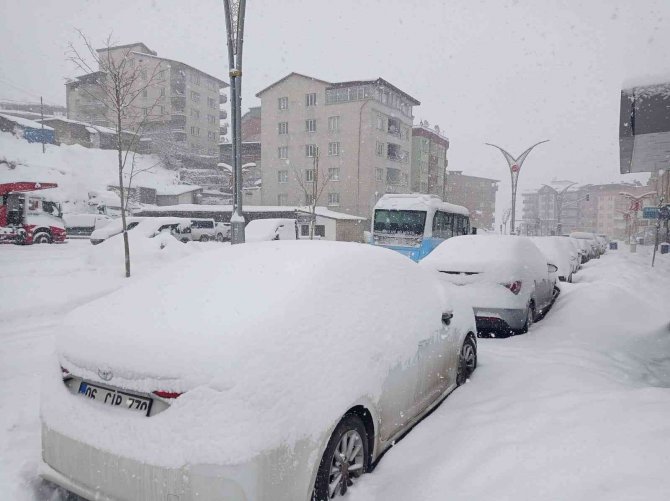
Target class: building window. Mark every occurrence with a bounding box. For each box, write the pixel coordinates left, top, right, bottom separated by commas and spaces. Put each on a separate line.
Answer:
142, 89, 148, 98
208, 131, 217, 140
139, 69, 147, 80
278, 147, 288, 160
305, 193, 315, 205
190, 72, 201, 85
305, 119, 317, 133
328, 116, 340, 131
278, 170, 288, 183
305, 169, 315, 182
160, 87, 165, 97
190, 126, 200, 136
159, 105, 165, 114
191, 109, 200, 119
190, 91, 200, 102
314, 225, 326, 237
277, 193, 288, 205
207, 114, 216, 124
376, 114, 384, 130
376, 168, 384, 181
306, 92, 317, 107
328, 192, 340, 206
375, 141, 384, 156
300, 224, 310, 237
158, 70, 166, 80
328, 167, 340, 181
305, 144, 318, 157
143, 108, 149, 116
207, 97, 216, 109
278, 122, 288, 134
328, 142, 340, 156
278, 97, 288, 110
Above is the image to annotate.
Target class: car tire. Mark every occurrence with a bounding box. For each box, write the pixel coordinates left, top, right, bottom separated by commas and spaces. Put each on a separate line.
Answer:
519, 301, 535, 334
33, 231, 52, 244
180, 238, 189, 244
216, 233, 225, 242
457, 336, 477, 386
200, 235, 210, 242
313, 414, 369, 501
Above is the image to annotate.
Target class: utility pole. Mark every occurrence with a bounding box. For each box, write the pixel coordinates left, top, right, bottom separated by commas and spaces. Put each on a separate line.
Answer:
486, 140, 548, 235
223, 0, 247, 244
40, 96, 45, 154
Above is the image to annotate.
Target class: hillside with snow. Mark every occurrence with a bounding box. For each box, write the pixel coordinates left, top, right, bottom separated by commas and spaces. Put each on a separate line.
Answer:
0, 132, 179, 213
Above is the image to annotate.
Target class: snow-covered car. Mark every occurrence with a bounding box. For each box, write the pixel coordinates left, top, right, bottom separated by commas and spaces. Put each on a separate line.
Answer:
530, 236, 576, 282
40, 241, 477, 501
63, 213, 112, 238
245, 218, 297, 241
570, 231, 600, 260
133, 217, 193, 242
185, 218, 229, 242
420, 235, 558, 336
89, 216, 144, 245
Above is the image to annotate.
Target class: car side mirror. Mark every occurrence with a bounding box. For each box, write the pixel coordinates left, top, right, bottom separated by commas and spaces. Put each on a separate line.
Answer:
547, 263, 558, 273
441, 311, 453, 326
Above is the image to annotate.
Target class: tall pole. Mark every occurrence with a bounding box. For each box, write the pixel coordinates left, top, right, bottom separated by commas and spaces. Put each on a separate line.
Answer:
486, 140, 549, 235
223, 0, 246, 244
40, 96, 45, 154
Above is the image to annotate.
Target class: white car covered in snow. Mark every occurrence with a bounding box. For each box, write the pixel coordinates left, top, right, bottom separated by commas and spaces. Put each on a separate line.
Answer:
40, 241, 477, 501
245, 217, 297, 241
420, 235, 558, 336
89, 216, 144, 245
530, 236, 577, 282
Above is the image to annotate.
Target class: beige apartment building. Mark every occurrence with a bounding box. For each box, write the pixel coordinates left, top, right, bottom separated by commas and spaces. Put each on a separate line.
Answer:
66, 43, 228, 159
411, 123, 449, 198
256, 72, 419, 218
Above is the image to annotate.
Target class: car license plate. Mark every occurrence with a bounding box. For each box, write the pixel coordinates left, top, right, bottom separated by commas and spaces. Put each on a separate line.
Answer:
78, 381, 152, 416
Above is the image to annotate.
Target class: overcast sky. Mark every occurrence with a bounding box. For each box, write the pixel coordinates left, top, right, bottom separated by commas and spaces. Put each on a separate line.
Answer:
1, 0, 668, 221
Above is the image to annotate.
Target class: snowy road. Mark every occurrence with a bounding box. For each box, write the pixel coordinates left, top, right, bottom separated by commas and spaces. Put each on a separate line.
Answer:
1, 242, 669, 500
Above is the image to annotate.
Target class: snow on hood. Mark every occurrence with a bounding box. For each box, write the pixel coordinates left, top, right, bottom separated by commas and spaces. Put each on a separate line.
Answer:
244, 218, 294, 241
50, 241, 448, 466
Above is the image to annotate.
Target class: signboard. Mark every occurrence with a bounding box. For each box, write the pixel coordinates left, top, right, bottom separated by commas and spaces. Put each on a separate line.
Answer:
642, 205, 670, 219
295, 212, 316, 224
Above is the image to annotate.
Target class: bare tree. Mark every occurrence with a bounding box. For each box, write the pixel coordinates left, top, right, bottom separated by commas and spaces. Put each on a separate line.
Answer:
294, 147, 331, 239
68, 31, 163, 277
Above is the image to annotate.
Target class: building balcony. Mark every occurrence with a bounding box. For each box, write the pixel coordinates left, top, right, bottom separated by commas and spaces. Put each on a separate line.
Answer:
172, 130, 187, 142
171, 95, 186, 108
220, 93, 228, 104
219, 110, 228, 120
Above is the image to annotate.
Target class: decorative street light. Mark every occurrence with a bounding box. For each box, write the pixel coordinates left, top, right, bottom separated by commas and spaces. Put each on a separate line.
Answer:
542, 181, 577, 235
619, 191, 657, 252
223, 0, 247, 244
486, 140, 549, 235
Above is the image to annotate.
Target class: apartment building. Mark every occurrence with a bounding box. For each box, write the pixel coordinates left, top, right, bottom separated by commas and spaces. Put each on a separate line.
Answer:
256, 72, 419, 218
444, 171, 499, 230
411, 123, 449, 197
66, 42, 228, 159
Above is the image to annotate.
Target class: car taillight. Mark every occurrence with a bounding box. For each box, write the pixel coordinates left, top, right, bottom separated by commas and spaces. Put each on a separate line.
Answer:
504, 280, 522, 295
153, 390, 182, 399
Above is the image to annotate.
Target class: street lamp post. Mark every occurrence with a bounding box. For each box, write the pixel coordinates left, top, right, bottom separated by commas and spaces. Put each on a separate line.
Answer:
542, 182, 577, 235
223, 0, 247, 244
486, 140, 549, 235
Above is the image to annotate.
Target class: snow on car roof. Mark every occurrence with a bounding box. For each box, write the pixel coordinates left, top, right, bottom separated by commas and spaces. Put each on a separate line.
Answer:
245, 218, 294, 242
375, 193, 469, 216
53, 242, 447, 466
420, 235, 547, 277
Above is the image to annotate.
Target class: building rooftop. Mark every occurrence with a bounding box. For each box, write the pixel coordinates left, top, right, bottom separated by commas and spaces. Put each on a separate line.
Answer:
97, 42, 156, 56
130, 51, 228, 87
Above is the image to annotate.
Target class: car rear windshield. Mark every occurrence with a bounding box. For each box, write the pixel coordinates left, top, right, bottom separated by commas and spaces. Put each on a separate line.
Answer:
374, 210, 426, 236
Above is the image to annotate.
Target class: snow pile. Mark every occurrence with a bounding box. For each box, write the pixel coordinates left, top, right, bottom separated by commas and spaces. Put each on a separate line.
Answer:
0, 131, 178, 213
245, 218, 296, 241
44, 241, 446, 467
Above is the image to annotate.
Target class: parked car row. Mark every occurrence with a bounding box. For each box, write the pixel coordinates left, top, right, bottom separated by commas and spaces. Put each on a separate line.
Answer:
41, 231, 608, 501
88, 216, 231, 245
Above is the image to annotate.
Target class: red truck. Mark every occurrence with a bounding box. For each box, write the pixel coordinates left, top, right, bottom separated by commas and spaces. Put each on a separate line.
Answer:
0, 182, 67, 244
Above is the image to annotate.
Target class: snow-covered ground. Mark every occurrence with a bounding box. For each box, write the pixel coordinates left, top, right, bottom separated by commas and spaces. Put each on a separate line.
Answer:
1, 242, 669, 500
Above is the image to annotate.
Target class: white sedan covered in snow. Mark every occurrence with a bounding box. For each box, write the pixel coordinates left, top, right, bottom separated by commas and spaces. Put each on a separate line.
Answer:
40, 241, 477, 501
420, 235, 558, 336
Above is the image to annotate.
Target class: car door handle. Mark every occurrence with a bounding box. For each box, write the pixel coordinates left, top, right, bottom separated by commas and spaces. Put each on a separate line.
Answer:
441, 312, 453, 326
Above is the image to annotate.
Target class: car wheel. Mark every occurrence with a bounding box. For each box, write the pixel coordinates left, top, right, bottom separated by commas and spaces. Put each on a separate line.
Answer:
216, 233, 225, 242
200, 235, 210, 242
519, 301, 535, 334
457, 336, 477, 386
180, 238, 189, 243
313, 414, 369, 500
33, 231, 52, 244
